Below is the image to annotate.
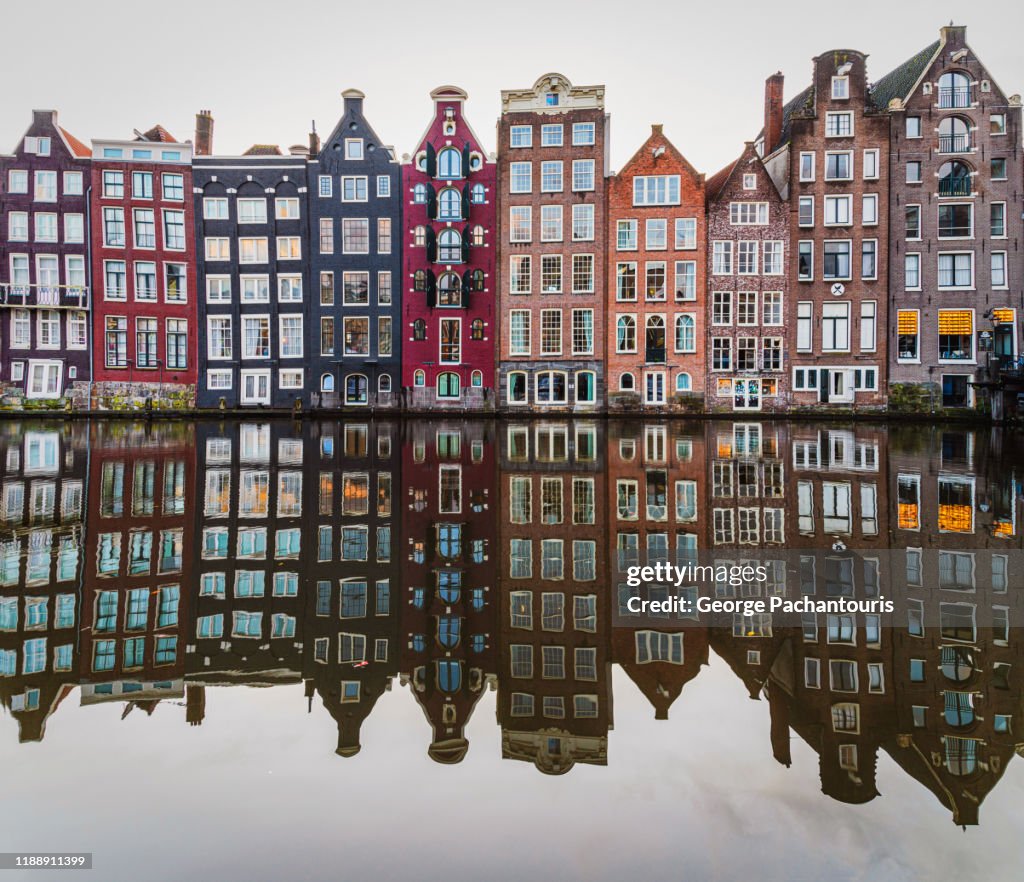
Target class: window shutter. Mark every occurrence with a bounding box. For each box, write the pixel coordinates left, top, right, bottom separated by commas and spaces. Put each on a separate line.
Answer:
462, 269, 473, 293
425, 143, 436, 178
461, 184, 471, 219
462, 287, 471, 311
426, 270, 436, 308
461, 226, 471, 263
426, 227, 437, 263
461, 143, 471, 178
426, 183, 437, 221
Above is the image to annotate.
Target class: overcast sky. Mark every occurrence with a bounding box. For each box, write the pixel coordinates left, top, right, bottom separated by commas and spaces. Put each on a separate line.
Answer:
1, 2, 1022, 174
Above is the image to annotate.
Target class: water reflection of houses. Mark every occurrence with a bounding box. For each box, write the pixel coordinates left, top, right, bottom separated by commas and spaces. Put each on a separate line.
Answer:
399, 421, 498, 763
187, 422, 305, 721
497, 420, 612, 772
79, 422, 194, 713
0, 422, 87, 741
609, 421, 710, 720
885, 425, 1024, 825
302, 420, 401, 757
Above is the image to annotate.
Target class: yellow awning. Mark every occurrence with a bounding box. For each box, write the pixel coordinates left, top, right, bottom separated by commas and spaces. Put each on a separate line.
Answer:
897, 311, 918, 334
938, 311, 973, 335
993, 308, 1014, 324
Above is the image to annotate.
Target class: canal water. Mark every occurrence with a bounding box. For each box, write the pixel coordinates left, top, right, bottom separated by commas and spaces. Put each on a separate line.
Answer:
0, 418, 1021, 881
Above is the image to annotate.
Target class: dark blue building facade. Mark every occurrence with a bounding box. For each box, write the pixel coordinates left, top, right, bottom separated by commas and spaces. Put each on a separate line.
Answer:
307, 90, 402, 409
193, 153, 311, 409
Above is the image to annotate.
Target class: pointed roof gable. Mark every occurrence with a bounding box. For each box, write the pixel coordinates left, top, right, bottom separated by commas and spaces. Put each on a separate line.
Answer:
59, 127, 90, 158
707, 143, 785, 203
870, 40, 942, 109
136, 124, 178, 143
618, 124, 703, 185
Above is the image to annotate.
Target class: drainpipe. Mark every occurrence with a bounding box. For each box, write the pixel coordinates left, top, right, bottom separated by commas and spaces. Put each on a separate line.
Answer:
84, 181, 94, 410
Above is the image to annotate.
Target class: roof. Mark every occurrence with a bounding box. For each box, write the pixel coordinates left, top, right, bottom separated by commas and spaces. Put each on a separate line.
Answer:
137, 124, 177, 143
59, 126, 90, 158
870, 40, 941, 109
705, 156, 740, 201
243, 144, 283, 156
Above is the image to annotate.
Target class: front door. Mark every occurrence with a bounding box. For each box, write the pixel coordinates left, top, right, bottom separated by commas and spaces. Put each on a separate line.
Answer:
240, 370, 271, 405
645, 371, 665, 405
734, 378, 761, 410
995, 321, 1015, 370
830, 369, 855, 404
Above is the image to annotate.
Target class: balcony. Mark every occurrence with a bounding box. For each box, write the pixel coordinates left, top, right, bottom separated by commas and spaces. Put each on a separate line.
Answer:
938, 178, 972, 197
938, 134, 972, 154
938, 87, 972, 109
0, 284, 90, 310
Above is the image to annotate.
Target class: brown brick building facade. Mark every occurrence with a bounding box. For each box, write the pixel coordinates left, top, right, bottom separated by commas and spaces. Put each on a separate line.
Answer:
607, 127, 707, 412
497, 74, 608, 413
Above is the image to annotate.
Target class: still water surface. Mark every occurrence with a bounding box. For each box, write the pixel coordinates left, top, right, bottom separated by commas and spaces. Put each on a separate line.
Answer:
0, 418, 1022, 882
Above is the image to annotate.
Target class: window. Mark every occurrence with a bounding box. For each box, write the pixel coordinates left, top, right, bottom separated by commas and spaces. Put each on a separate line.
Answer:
712, 337, 732, 370
616, 315, 636, 353
541, 161, 563, 192
992, 252, 1008, 288
904, 253, 921, 290
617, 219, 637, 250
862, 194, 878, 225
906, 116, 922, 138
674, 217, 696, 249
860, 301, 876, 351
342, 176, 368, 201
737, 241, 758, 274
572, 159, 595, 191
798, 241, 813, 280
831, 76, 849, 99
136, 318, 157, 367
572, 122, 595, 145
105, 317, 127, 367
798, 196, 814, 226
646, 218, 667, 249
208, 317, 232, 359
675, 261, 696, 300
103, 207, 125, 246
166, 319, 187, 369
897, 310, 919, 360
938, 253, 973, 289
572, 204, 595, 241
509, 206, 531, 243
861, 239, 877, 279
729, 202, 768, 225
675, 314, 695, 352
510, 125, 532, 147
713, 291, 732, 325
541, 205, 562, 242
799, 152, 815, 181
825, 152, 851, 180
712, 241, 733, 275
541, 255, 562, 293
8, 169, 28, 193
991, 202, 1006, 238
509, 161, 531, 193
906, 161, 922, 184
938, 310, 974, 360
863, 149, 879, 180
821, 302, 850, 351
540, 309, 562, 356
633, 176, 680, 205
241, 316, 270, 358
823, 241, 851, 280
991, 158, 1007, 180
573, 254, 594, 293
825, 111, 853, 137
342, 218, 369, 253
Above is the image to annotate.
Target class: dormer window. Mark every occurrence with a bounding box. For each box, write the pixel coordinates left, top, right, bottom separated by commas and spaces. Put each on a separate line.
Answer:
545, 92, 559, 106
831, 76, 849, 100
345, 139, 364, 160
742, 174, 757, 190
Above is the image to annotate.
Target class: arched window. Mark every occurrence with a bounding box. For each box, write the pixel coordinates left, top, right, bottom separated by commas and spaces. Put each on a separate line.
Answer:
438, 229, 462, 263
575, 371, 596, 403
320, 373, 335, 393
675, 314, 695, 352
471, 269, 485, 291
414, 225, 426, 247
938, 70, 971, 108
471, 224, 485, 246
938, 116, 971, 153
471, 183, 486, 203
437, 371, 460, 399
438, 187, 461, 220
620, 372, 635, 392
438, 272, 462, 306
437, 147, 462, 179
470, 318, 485, 340
414, 270, 427, 291
536, 370, 567, 404
413, 182, 427, 203
938, 160, 972, 197
378, 374, 392, 394
345, 374, 368, 405
413, 319, 426, 340
413, 369, 426, 387
616, 316, 636, 353
437, 615, 461, 650
507, 371, 527, 404
437, 659, 462, 693
471, 370, 483, 388
646, 315, 666, 363
676, 372, 692, 392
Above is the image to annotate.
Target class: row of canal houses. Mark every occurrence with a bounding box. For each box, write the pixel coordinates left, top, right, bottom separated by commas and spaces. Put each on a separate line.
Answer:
1, 418, 1022, 821
0, 25, 1021, 413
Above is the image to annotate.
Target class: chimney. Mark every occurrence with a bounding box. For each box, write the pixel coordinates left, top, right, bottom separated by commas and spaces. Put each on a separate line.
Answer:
651, 123, 663, 136
309, 124, 320, 157
194, 110, 214, 156
764, 72, 785, 152
342, 88, 366, 117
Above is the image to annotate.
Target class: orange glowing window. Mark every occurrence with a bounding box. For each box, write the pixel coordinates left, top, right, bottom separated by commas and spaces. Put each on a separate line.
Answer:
898, 503, 919, 530
993, 520, 1015, 538
938, 503, 973, 533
